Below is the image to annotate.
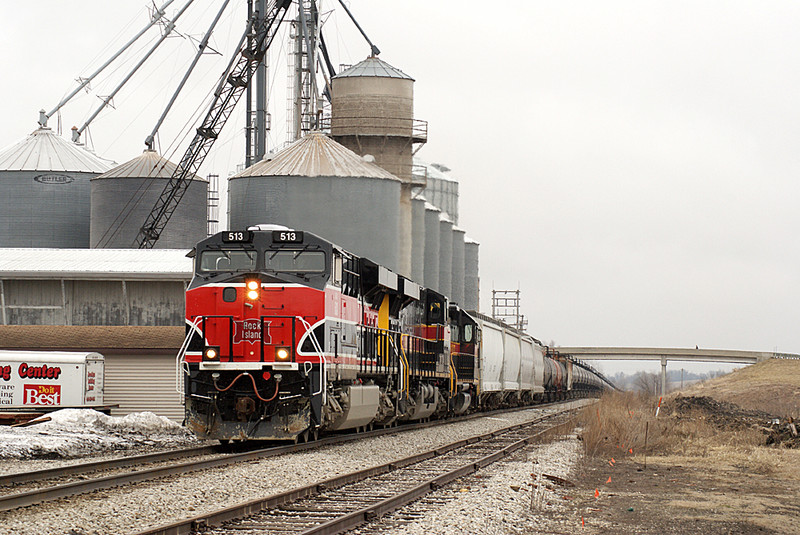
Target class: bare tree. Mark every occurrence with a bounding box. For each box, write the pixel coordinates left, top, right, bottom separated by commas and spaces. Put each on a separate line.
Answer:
633, 371, 660, 395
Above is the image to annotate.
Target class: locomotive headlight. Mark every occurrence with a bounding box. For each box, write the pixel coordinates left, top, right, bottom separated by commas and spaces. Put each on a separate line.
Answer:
245, 279, 260, 300
275, 347, 291, 361
203, 346, 221, 362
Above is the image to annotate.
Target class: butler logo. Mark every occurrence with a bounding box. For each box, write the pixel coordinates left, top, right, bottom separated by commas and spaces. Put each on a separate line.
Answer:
34, 174, 74, 184
233, 320, 271, 345
24, 384, 61, 406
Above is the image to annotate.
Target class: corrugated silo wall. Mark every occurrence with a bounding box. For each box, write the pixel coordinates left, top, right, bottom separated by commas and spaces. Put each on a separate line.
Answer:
438, 218, 453, 298
450, 228, 466, 306
464, 240, 480, 311
0, 169, 93, 247
229, 175, 401, 272
91, 178, 208, 248
411, 197, 426, 285
423, 176, 459, 225
423, 205, 441, 291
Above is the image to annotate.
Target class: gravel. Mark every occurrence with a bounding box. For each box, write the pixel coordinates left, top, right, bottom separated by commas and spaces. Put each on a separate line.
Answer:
0, 400, 590, 535
352, 432, 587, 534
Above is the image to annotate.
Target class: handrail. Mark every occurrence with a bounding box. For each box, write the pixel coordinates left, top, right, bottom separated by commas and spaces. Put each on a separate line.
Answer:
176, 316, 204, 395
297, 316, 326, 405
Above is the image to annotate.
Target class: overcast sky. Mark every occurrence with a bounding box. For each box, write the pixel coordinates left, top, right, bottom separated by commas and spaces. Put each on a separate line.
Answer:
2, 1, 798, 375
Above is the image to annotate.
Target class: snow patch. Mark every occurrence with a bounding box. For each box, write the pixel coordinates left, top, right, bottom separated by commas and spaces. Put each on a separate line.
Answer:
0, 409, 198, 459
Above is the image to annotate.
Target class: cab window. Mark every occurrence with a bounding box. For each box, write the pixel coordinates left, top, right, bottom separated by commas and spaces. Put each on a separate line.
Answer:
464, 324, 473, 343
199, 250, 257, 272
265, 250, 325, 272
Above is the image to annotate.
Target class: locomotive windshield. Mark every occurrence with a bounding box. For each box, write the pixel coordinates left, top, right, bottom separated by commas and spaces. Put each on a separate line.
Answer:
265, 250, 325, 273
199, 249, 257, 272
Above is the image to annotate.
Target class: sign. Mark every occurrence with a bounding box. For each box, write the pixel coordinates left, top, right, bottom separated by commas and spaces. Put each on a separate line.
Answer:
23, 384, 61, 406
233, 320, 272, 345
222, 230, 253, 243
0, 355, 103, 408
272, 230, 303, 243
34, 174, 74, 184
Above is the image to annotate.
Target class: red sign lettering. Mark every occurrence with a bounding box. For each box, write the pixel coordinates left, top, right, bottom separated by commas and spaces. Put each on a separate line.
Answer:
24, 384, 61, 406
18, 363, 62, 380
0, 366, 9, 381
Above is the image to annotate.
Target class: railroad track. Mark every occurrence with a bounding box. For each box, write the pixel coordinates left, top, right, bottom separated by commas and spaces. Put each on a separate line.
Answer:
0, 399, 581, 513
137, 405, 580, 535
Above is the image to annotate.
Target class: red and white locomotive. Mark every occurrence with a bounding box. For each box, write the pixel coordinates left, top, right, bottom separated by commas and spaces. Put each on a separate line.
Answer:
180, 225, 609, 442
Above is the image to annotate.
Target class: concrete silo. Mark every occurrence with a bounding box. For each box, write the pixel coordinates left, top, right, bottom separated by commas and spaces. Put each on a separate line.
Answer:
410, 195, 426, 285
464, 237, 480, 311
438, 215, 453, 298
228, 132, 402, 272
330, 56, 427, 277
451, 226, 466, 306
90, 150, 208, 249
423, 202, 441, 291
0, 127, 112, 247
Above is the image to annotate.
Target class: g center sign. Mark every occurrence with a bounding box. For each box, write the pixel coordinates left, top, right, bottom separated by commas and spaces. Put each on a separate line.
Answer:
0, 351, 104, 409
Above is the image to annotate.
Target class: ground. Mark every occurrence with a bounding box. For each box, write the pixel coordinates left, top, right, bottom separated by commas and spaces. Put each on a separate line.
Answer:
567, 452, 800, 534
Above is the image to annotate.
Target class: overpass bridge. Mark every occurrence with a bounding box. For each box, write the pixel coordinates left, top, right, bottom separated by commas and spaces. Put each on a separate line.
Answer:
554, 347, 800, 395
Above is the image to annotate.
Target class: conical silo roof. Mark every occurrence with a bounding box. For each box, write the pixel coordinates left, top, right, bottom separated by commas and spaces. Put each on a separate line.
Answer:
0, 127, 113, 173
334, 56, 413, 81
95, 149, 207, 181
233, 131, 399, 180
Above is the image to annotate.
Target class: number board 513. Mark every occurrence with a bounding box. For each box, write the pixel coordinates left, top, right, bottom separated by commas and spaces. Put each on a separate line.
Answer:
272, 230, 304, 243
222, 230, 253, 243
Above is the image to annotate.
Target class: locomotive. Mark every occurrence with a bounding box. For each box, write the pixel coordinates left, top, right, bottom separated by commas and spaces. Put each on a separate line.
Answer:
179, 225, 610, 442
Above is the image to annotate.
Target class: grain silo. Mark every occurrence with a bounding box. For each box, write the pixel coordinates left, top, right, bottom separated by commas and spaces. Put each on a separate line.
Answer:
330, 56, 426, 277
451, 226, 466, 306
423, 202, 441, 291
228, 132, 402, 271
410, 195, 426, 285
415, 158, 459, 225
0, 127, 113, 247
90, 149, 208, 249
464, 237, 480, 311
438, 215, 453, 298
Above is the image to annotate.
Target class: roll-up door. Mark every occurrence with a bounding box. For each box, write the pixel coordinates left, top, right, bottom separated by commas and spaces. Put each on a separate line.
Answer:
104, 352, 184, 422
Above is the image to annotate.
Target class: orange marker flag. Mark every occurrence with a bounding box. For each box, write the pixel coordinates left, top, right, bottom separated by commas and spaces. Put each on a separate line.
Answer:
606, 476, 612, 483
629, 448, 633, 454
594, 488, 600, 498
582, 516, 585, 526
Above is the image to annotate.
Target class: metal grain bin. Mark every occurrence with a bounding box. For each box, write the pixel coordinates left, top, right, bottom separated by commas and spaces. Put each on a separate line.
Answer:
411, 195, 426, 285
438, 215, 453, 298
90, 150, 208, 249
0, 127, 113, 247
416, 159, 459, 225
451, 226, 466, 306
423, 202, 441, 291
229, 132, 402, 272
464, 237, 480, 312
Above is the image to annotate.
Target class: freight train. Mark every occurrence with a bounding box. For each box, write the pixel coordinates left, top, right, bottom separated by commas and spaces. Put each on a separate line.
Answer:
179, 225, 612, 442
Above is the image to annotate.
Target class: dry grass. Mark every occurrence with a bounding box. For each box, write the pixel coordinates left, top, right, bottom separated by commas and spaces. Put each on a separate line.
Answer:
578, 391, 765, 459
677, 358, 800, 418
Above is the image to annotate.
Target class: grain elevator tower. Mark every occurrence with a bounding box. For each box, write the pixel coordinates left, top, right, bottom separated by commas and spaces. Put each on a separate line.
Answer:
330, 56, 427, 276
